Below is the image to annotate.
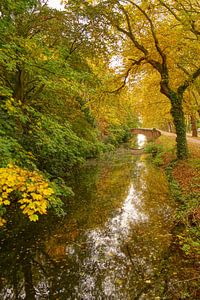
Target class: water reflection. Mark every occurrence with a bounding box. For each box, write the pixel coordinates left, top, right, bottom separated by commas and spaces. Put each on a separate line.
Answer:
137, 134, 146, 149
68, 160, 173, 299
0, 150, 176, 299
76, 182, 147, 299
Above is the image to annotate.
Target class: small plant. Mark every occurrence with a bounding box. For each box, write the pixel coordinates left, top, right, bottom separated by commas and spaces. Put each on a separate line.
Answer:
144, 142, 163, 155
144, 142, 164, 166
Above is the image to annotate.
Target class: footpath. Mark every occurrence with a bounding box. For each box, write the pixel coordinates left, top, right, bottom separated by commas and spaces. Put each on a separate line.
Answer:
160, 130, 200, 146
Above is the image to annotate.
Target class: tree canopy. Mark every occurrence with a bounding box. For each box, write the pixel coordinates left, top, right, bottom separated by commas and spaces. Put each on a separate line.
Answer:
0, 0, 139, 225
67, 0, 200, 158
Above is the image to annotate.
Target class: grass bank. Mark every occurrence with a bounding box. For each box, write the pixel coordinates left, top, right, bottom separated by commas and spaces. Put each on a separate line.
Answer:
145, 135, 200, 298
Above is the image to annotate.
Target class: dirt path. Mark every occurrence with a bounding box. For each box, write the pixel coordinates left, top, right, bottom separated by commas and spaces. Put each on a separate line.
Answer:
160, 130, 200, 146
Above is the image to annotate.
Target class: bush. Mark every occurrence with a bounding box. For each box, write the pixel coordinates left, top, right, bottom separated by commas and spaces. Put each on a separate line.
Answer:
144, 142, 163, 155
14, 108, 109, 176
144, 142, 164, 166
104, 124, 132, 146
176, 193, 200, 257
22, 115, 87, 176
0, 136, 36, 169
0, 164, 56, 226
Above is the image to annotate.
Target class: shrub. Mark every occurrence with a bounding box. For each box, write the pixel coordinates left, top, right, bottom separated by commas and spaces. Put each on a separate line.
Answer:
0, 136, 36, 169
144, 142, 164, 155
0, 164, 57, 226
144, 142, 164, 166
104, 125, 132, 146
23, 115, 86, 176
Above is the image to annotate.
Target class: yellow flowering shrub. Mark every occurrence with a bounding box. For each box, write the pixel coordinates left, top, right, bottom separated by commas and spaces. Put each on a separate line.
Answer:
0, 164, 54, 226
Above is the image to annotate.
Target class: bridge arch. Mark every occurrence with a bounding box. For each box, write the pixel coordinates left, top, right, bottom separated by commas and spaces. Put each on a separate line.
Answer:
131, 128, 161, 141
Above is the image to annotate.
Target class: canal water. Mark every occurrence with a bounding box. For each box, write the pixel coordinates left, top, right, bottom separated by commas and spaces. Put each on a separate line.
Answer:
0, 136, 177, 299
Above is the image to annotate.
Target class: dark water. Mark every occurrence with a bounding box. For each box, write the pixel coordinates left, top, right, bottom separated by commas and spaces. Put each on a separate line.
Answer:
0, 145, 178, 299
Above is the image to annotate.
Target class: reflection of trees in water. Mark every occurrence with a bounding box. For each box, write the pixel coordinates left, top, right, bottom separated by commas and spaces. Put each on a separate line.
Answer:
0, 153, 136, 299
0, 224, 37, 299
1, 154, 192, 299
0, 224, 74, 299
120, 229, 171, 299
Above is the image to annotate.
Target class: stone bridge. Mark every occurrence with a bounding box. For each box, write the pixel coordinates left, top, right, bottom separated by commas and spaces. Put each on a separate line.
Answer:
131, 128, 161, 141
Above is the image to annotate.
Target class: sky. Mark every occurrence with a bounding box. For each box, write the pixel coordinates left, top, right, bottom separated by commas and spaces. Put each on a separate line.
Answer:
47, 0, 65, 10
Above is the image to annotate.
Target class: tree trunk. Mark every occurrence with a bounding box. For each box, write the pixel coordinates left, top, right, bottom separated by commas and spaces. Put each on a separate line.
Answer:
168, 121, 173, 133
14, 66, 25, 101
170, 94, 188, 159
191, 115, 198, 137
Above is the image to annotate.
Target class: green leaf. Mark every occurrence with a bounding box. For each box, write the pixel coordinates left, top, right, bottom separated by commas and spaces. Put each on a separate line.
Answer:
29, 214, 39, 222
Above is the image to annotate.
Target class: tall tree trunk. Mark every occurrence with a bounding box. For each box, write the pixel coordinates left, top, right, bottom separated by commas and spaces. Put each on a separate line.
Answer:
170, 94, 188, 159
160, 84, 188, 159
191, 115, 198, 137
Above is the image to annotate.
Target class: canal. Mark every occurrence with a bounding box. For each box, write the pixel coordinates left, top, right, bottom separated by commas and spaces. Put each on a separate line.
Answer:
0, 136, 177, 299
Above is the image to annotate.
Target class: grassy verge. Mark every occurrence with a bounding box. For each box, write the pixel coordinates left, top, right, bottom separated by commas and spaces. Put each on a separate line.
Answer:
145, 135, 200, 298
145, 135, 200, 258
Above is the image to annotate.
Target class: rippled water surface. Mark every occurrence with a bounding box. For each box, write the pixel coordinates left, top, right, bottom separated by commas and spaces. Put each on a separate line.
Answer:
0, 139, 177, 299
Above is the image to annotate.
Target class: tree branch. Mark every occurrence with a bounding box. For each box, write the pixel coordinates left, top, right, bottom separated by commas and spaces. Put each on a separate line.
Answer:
177, 63, 190, 76
117, 5, 148, 56
28, 63, 58, 75
178, 67, 200, 95
159, 0, 182, 22
118, 2, 166, 75
0, 74, 14, 91
128, 0, 167, 65
107, 57, 145, 93
159, 0, 200, 37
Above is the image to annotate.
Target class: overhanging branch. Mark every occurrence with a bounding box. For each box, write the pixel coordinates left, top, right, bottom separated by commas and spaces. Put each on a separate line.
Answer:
117, 2, 167, 76
159, 0, 200, 37
107, 57, 145, 93
117, 5, 148, 56
127, 0, 166, 64
178, 67, 200, 95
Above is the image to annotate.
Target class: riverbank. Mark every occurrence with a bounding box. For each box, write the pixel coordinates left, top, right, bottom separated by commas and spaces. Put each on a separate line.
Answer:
149, 134, 200, 298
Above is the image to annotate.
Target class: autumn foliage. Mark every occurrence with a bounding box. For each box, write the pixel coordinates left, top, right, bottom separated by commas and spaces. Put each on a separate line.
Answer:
0, 164, 54, 226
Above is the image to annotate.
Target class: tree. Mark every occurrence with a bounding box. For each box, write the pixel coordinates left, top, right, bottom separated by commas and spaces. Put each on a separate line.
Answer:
159, 0, 200, 38
71, 0, 200, 158
130, 71, 172, 130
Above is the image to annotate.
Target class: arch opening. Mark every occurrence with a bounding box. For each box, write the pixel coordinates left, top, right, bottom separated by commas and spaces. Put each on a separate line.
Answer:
131, 128, 161, 142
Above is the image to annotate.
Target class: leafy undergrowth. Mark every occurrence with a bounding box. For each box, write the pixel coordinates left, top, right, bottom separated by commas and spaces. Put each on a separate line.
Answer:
145, 135, 200, 298
168, 159, 200, 298
149, 136, 200, 257
144, 135, 176, 166
172, 159, 200, 257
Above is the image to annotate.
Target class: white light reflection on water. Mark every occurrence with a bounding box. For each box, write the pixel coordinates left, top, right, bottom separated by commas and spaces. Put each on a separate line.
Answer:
88, 184, 146, 255
75, 171, 147, 299
137, 134, 146, 148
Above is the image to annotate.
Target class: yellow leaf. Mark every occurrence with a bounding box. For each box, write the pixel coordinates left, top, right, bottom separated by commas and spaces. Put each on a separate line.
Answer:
2, 192, 8, 198
0, 217, 6, 227
3, 200, 10, 205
